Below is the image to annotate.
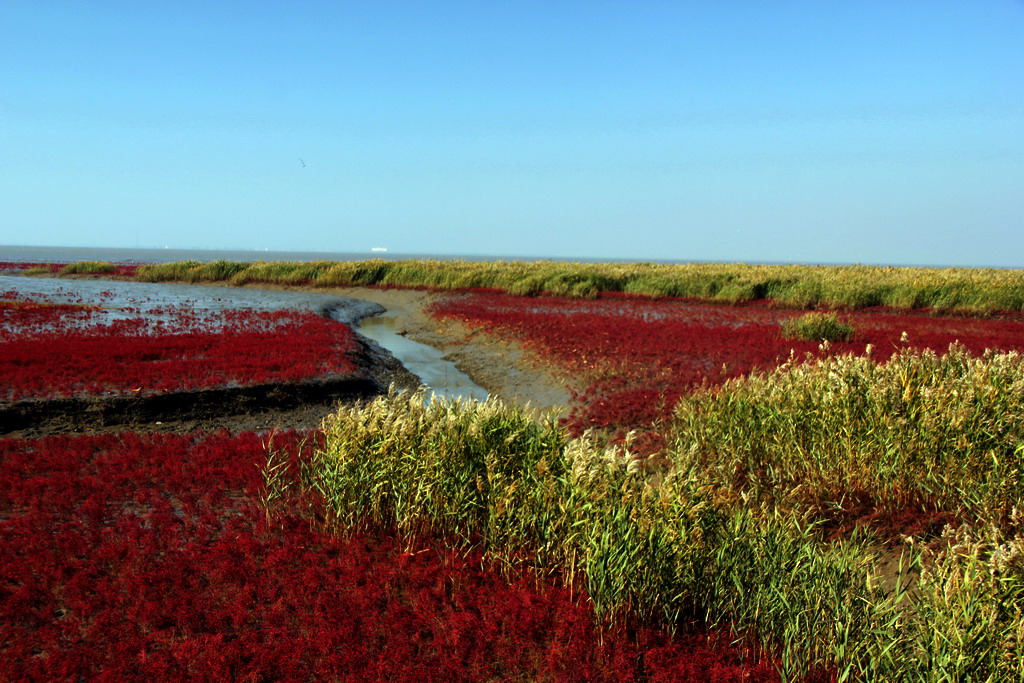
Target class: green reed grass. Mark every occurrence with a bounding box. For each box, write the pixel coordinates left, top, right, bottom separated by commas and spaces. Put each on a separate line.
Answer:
135, 260, 204, 282
294, 344, 1024, 679
781, 312, 855, 342
230, 260, 336, 285
672, 345, 1024, 530
297, 394, 994, 679
307, 390, 568, 556
303, 391, 891, 676
908, 525, 1024, 681
136, 259, 1024, 313
59, 260, 115, 275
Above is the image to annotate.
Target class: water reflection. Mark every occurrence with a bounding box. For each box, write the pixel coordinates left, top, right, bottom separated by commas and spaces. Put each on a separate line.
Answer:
357, 312, 489, 403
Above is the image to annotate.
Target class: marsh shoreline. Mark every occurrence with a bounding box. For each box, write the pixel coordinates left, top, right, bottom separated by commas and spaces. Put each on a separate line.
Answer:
0, 331, 422, 438
1, 277, 569, 437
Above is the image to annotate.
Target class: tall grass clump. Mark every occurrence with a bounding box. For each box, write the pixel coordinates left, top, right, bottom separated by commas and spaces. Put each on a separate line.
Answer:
229, 260, 335, 285
295, 344, 1024, 677
672, 344, 1024, 530
908, 523, 1024, 680
308, 390, 569, 555
300, 391, 959, 679
191, 259, 248, 281
23, 267, 53, 276
60, 260, 115, 275
781, 312, 855, 342
136, 260, 204, 282
314, 259, 395, 287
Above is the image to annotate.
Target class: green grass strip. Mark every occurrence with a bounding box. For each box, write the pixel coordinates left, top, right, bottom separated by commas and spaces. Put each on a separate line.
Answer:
136, 259, 1024, 313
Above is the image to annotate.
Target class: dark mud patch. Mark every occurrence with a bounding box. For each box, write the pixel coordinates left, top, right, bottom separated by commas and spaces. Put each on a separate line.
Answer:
1, 336, 421, 438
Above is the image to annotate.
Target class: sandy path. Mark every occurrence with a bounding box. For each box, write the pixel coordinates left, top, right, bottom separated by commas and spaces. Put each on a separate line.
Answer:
329, 287, 574, 415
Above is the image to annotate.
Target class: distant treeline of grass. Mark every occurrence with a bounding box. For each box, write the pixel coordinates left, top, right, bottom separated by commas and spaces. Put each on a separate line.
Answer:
134, 258, 1024, 313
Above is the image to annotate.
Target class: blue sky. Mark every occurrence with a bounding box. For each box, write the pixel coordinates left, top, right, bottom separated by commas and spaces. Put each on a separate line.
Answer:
2, 1, 1022, 266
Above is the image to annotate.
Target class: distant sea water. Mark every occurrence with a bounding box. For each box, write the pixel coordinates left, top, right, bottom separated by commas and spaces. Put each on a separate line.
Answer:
0, 244, 486, 265
0, 244, 1005, 270
0, 244, 665, 266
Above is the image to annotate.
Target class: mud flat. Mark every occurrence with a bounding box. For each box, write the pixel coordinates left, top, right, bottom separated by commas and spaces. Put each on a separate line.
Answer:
0, 274, 386, 325
331, 286, 573, 413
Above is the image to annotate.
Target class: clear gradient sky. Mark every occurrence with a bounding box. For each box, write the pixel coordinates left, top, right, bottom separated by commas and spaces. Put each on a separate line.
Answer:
2, 2, 1022, 266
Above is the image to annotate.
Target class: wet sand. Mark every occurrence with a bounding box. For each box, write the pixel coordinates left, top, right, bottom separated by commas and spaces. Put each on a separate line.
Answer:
330, 286, 574, 414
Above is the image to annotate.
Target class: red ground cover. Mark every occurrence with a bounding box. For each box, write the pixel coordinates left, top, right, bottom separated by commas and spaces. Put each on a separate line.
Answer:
1, 292, 361, 400
428, 292, 1024, 440
0, 431, 798, 682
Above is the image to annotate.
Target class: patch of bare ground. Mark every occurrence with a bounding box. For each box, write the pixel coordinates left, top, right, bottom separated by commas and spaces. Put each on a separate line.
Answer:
329, 286, 576, 414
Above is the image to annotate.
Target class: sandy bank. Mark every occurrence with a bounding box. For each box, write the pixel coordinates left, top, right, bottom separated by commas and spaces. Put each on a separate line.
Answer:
328, 286, 573, 415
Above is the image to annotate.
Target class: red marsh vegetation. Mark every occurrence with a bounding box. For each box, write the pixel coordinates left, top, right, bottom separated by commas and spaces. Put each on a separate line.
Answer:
13, 270, 1022, 679
428, 292, 1024, 441
1, 291, 362, 401
1, 282, 802, 680
0, 430, 793, 682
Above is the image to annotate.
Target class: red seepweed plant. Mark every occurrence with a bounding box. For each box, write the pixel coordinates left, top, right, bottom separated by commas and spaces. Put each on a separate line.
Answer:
428, 291, 1024, 442
1, 291, 362, 400
0, 430, 802, 681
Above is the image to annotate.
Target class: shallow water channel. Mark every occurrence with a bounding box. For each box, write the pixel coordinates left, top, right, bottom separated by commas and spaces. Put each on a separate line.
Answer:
1, 276, 488, 402
355, 312, 489, 403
